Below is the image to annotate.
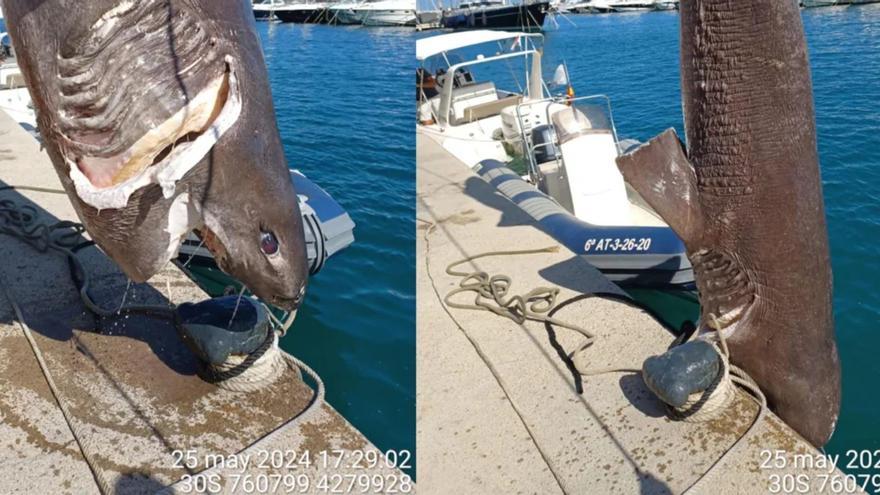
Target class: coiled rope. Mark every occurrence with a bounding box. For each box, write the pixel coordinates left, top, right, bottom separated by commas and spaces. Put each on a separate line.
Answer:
444, 246, 642, 377
199, 330, 288, 392
442, 247, 767, 493
0, 193, 324, 493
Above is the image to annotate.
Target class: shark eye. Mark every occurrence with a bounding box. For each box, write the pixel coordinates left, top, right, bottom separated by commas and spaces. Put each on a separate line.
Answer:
260, 231, 279, 256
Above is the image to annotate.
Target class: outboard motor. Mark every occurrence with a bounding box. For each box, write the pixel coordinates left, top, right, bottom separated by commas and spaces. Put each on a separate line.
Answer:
0, 33, 12, 60
531, 124, 559, 165
530, 124, 574, 213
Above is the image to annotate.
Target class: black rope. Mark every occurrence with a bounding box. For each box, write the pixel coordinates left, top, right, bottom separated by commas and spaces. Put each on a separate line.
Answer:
0, 190, 275, 384
543, 291, 694, 394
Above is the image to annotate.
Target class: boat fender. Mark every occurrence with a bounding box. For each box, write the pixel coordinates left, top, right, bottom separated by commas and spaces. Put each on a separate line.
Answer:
641, 340, 721, 408
301, 208, 328, 275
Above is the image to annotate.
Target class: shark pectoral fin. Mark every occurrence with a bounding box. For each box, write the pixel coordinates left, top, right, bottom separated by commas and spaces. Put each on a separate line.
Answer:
616, 128, 704, 248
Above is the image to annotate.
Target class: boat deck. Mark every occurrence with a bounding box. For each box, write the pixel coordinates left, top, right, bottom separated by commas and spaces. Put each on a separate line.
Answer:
0, 110, 400, 494
416, 131, 855, 494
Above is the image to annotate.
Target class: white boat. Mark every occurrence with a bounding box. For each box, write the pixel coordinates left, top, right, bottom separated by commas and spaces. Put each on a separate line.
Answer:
577, 0, 617, 12
356, 0, 417, 26
416, 0, 443, 24
416, 9, 442, 24
652, 0, 677, 10
326, 0, 366, 23
416, 31, 694, 287
605, 0, 657, 12
562, 1, 595, 13
252, 0, 298, 20
801, 0, 839, 6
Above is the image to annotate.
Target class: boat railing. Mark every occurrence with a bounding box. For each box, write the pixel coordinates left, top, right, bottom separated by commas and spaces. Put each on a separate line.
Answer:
435, 49, 542, 126
515, 97, 559, 182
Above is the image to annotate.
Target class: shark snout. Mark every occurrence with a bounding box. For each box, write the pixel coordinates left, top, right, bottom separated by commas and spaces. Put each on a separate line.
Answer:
269, 280, 307, 311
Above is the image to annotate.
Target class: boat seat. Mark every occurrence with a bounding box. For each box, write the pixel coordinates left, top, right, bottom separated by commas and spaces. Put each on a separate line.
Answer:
461, 94, 523, 124
552, 107, 631, 226
1, 72, 25, 90
448, 81, 498, 125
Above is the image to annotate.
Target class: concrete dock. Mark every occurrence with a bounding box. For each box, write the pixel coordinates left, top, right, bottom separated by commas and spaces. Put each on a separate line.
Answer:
0, 110, 403, 494
416, 131, 857, 494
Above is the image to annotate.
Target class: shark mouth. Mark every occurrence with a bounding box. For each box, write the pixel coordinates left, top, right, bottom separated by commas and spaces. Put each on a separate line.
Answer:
66, 58, 242, 210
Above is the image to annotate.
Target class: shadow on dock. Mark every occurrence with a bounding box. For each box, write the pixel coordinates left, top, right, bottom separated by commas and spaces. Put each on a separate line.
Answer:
0, 181, 199, 377
0, 178, 316, 491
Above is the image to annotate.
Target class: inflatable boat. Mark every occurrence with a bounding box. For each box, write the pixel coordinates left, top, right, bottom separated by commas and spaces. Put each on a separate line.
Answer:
416, 31, 693, 288
178, 169, 355, 276
476, 159, 692, 287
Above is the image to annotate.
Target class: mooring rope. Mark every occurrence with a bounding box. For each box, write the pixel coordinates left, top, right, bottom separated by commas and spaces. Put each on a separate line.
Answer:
0, 197, 177, 318
680, 314, 767, 494
0, 280, 117, 495
0, 194, 300, 375
444, 247, 641, 377
0, 194, 324, 491
441, 247, 768, 493
199, 331, 287, 392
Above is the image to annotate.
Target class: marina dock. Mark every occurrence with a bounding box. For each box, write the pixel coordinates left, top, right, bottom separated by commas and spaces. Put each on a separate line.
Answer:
0, 110, 401, 494
416, 132, 856, 494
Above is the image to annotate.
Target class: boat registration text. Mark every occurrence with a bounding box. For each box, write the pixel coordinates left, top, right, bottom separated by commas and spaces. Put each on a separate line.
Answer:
584, 238, 652, 253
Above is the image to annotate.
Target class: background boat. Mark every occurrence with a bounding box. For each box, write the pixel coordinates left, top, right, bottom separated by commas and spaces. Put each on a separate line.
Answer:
440, 0, 549, 30
253, 0, 299, 20
358, 0, 418, 26
417, 9, 443, 24
566, 0, 676, 12
604, 0, 657, 12
274, 2, 330, 23
326, 0, 366, 24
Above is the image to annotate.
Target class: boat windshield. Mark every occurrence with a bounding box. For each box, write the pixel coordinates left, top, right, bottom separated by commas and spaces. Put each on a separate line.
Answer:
515, 95, 620, 180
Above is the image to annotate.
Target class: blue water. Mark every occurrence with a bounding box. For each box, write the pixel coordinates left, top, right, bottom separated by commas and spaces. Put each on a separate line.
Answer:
541, 6, 880, 473
256, 23, 416, 468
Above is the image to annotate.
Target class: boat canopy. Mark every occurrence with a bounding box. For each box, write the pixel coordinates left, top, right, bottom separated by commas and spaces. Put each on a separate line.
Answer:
416, 30, 542, 61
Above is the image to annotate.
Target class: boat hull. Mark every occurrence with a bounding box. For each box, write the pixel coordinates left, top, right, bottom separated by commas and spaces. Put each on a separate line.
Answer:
416, 10, 442, 24
441, 2, 548, 30
474, 160, 695, 288
252, 8, 275, 20
652, 2, 677, 10
613, 6, 653, 12
275, 7, 328, 23
361, 9, 417, 26
328, 8, 362, 23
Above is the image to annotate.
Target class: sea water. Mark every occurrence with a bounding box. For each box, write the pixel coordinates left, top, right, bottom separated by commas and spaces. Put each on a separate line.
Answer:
256, 22, 417, 469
